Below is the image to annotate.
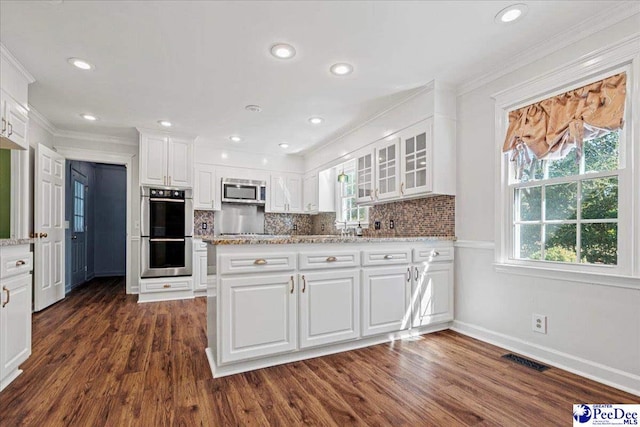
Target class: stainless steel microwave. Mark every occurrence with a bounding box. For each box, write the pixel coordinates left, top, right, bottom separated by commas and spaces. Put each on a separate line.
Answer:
221, 178, 266, 205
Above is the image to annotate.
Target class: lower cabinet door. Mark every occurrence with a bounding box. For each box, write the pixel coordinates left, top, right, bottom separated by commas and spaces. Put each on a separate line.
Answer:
412, 262, 454, 327
362, 266, 411, 337
196, 252, 208, 291
299, 270, 360, 349
0, 274, 32, 382
220, 274, 297, 363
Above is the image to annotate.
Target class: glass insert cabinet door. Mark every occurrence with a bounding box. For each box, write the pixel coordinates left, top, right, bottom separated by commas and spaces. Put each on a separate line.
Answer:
401, 119, 433, 196
375, 138, 400, 200
356, 151, 374, 203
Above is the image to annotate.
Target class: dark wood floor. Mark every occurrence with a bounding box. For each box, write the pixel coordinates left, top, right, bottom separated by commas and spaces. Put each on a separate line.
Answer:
0, 277, 637, 426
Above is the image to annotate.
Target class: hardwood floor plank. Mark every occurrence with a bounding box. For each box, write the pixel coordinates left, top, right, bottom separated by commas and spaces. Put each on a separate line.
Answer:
0, 276, 637, 427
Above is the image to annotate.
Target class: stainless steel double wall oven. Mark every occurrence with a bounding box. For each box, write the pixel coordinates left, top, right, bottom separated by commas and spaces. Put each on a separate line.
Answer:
141, 186, 193, 278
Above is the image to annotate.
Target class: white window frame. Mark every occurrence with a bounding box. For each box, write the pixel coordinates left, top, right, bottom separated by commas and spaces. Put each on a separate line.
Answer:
493, 36, 640, 288
335, 160, 369, 228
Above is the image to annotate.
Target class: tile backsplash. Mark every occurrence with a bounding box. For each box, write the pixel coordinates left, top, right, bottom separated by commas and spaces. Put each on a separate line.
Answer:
195, 196, 454, 238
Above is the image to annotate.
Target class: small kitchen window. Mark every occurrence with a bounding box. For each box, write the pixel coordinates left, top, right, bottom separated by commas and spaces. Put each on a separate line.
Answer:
335, 160, 369, 228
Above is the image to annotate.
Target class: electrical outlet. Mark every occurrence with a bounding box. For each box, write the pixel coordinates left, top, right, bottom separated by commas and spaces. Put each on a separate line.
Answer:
293, 224, 297, 231
532, 314, 547, 334
321, 224, 325, 232
389, 219, 395, 229
374, 221, 381, 230
202, 223, 207, 230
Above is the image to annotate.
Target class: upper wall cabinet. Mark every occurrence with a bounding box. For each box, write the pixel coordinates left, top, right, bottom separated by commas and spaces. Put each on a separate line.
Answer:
0, 48, 34, 151
139, 131, 194, 188
0, 91, 28, 150
356, 115, 454, 204
303, 173, 318, 214
270, 173, 302, 213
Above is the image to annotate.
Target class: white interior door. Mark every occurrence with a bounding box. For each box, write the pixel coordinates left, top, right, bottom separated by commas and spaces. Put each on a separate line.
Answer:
34, 144, 65, 311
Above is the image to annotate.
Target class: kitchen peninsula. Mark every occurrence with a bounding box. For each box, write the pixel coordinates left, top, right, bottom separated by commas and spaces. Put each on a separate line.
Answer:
204, 235, 454, 377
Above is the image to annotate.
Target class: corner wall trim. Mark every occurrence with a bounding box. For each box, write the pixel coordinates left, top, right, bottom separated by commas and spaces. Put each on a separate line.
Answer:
451, 320, 640, 397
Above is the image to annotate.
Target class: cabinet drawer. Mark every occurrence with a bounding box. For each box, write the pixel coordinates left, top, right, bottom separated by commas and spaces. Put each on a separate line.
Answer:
219, 252, 296, 275
413, 246, 454, 263
361, 248, 411, 266
1, 246, 33, 279
194, 239, 208, 252
298, 250, 359, 270
140, 278, 193, 293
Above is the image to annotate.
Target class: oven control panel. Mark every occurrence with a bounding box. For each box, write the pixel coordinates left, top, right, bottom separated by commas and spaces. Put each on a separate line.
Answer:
149, 189, 185, 199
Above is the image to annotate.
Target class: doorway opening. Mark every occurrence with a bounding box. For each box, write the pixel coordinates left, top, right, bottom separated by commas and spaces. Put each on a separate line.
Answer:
65, 160, 127, 293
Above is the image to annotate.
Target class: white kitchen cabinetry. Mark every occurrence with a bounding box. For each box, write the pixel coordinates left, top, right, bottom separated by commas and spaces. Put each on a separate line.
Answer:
355, 150, 375, 204
411, 262, 453, 327
361, 265, 411, 337
299, 269, 360, 349
270, 173, 302, 213
302, 173, 318, 213
193, 239, 208, 294
220, 273, 297, 363
400, 118, 433, 197
139, 131, 194, 187
194, 164, 220, 210
0, 244, 32, 391
0, 90, 29, 151
374, 138, 401, 201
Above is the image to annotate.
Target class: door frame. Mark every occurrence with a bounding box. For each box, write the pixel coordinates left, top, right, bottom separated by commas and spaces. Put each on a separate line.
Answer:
54, 147, 135, 294
69, 165, 88, 287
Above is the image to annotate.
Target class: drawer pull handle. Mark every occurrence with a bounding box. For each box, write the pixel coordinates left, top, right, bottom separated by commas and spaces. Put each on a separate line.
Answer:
163, 284, 171, 289
2, 286, 9, 308
15, 260, 26, 266
301, 275, 306, 293
254, 259, 267, 265
326, 256, 337, 262
383, 254, 394, 259
431, 251, 440, 257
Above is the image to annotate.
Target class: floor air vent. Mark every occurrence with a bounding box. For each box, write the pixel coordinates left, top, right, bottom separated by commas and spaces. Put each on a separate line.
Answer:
502, 353, 550, 372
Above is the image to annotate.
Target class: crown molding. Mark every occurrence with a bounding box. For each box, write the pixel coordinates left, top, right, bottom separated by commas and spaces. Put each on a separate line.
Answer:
135, 127, 198, 140
55, 129, 138, 146
0, 43, 36, 84
456, 3, 640, 96
28, 105, 57, 135
300, 82, 434, 157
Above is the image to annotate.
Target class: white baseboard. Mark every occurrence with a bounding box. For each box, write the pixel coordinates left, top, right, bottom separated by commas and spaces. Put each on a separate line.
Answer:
137, 291, 195, 303
451, 320, 640, 397
95, 271, 125, 277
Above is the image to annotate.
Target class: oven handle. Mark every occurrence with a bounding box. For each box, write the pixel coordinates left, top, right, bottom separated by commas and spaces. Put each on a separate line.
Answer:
149, 198, 185, 203
149, 238, 186, 242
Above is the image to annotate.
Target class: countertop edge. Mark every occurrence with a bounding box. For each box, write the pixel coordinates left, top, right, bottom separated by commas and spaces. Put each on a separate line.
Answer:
202, 236, 457, 245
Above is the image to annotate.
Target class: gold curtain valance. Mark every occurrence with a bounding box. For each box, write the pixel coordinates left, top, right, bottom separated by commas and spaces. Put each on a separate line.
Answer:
502, 72, 626, 164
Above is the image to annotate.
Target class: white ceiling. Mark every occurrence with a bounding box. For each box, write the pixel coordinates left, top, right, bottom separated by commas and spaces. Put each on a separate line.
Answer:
0, 1, 627, 155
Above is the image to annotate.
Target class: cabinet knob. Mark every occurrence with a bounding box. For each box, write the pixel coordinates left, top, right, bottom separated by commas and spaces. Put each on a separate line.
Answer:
326, 256, 337, 262
400, 182, 405, 195
254, 259, 267, 265
290, 275, 294, 293
407, 267, 411, 282
1, 118, 6, 134
163, 284, 171, 289
15, 260, 26, 267
301, 275, 306, 293
8, 122, 13, 137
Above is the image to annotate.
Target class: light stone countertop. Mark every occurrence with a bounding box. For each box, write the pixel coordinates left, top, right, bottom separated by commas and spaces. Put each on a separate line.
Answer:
204, 235, 456, 245
0, 238, 34, 247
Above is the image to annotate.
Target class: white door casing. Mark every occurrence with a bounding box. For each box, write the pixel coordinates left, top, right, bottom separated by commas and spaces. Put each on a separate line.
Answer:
34, 144, 65, 311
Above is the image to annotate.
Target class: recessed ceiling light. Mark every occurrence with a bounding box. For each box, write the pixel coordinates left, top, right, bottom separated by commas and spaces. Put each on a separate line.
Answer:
245, 105, 262, 113
279, 143, 289, 149
229, 135, 242, 143
495, 4, 528, 23
80, 113, 97, 121
158, 120, 172, 127
308, 117, 324, 125
330, 63, 354, 76
68, 58, 93, 70
270, 43, 296, 59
